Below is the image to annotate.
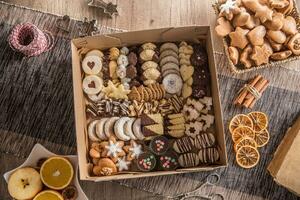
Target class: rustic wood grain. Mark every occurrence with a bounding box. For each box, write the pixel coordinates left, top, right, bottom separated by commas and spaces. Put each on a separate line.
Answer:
1, 1, 300, 200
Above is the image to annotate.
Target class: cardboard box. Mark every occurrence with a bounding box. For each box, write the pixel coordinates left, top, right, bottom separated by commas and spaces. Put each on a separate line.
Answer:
71, 26, 228, 181
268, 116, 300, 197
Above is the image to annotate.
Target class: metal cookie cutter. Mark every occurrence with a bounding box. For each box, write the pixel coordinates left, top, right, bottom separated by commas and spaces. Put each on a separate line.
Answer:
169, 173, 224, 200
76, 17, 98, 37
88, 0, 118, 18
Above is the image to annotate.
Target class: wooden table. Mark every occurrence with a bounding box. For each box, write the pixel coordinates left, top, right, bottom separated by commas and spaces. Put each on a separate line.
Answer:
0, 1, 211, 199
1, 0, 300, 199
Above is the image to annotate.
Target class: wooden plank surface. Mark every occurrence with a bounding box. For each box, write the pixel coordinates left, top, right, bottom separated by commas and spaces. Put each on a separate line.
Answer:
0, 1, 209, 199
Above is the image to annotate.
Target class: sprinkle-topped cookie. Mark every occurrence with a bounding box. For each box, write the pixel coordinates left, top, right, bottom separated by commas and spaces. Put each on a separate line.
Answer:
150, 136, 170, 155
136, 152, 156, 172
159, 151, 179, 171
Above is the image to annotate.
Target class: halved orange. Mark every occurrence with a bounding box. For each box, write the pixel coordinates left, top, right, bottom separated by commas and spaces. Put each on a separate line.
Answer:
229, 114, 253, 134
248, 112, 268, 132
232, 126, 255, 143
40, 157, 74, 190
254, 129, 270, 147
33, 190, 64, 200
234, 137, 257, 152
236, 145, 260, 169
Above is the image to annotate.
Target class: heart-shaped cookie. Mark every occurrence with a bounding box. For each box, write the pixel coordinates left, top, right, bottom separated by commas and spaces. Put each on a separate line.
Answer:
180, 65, 194, 81
215, 17, 233, 37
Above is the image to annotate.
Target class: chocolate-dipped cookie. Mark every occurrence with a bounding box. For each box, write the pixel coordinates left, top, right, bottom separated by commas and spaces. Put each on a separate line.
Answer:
136, 152, 156, 172
194, 133, 216, 149
190, 45, 208, 67
159, 151, 179, 170
198, 147, 220, 164
178, 153, 200, 168
150, 136, 170, 155
173, 136, 194, 153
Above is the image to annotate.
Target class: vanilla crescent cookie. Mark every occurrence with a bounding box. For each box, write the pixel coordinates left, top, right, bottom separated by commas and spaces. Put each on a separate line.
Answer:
163, 73, 183, 94
132, 118, 145, 140
88, 120, 100, 141
82, 55, 102, 75
96, 118, 109, 140
82, 75, 103, 95
114, 117, 131, 141
160, 55, 179, 66
124, 118, 137, 140
160, 43, 179, 54
104, 117, 119, 138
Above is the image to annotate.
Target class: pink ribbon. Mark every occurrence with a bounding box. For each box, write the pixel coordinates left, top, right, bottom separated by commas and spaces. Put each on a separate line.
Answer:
8, 23, 54, 57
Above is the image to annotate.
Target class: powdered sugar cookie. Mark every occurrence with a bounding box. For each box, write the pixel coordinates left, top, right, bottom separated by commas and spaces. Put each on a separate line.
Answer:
114, 117, 131, 141
82, 75, 103, 95
162, 73, 183, 94
96, 118, 109, 140
104, 117, 119, 138
82, 55, 102, 75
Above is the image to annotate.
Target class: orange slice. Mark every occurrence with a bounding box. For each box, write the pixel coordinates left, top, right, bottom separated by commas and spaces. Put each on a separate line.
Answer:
229, 114, 253, 134
33, 190, 64, 200
236, 145, 260, 169
232, 126, 255, 143
248, 112, 268, 132
254, 129, 270, 147
234, 137, 257, 152
40, 157, 74, 190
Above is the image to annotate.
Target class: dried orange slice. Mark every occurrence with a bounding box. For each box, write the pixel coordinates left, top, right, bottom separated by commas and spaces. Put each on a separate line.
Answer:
232, 126, 255, 143
236, 145, 260, 169
229, 114, 253, 134
33, 190, 64, 200
234, 137, 257, 152
254, 129, 270, 147
248, 112, 268, 132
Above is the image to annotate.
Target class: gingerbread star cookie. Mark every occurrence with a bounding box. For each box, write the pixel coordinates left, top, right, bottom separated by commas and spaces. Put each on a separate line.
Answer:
229, 27, 249, 49
250, 46, 269, 66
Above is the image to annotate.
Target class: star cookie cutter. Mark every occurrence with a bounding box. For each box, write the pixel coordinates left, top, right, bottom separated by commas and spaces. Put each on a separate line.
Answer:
76, 17, 98, 37
88, 0, 118, 18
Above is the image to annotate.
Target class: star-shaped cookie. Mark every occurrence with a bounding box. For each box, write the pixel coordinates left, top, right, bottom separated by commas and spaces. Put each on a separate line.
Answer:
229, 27, 249, 49
250, 46, 269, 66
255, 5, 273, 23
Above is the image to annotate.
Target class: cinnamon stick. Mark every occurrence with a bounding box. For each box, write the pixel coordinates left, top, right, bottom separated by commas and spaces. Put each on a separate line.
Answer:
234, 75, 262, 105
248, 80, 269, 108
243, 79, 268, 108
244, 77, 266, 100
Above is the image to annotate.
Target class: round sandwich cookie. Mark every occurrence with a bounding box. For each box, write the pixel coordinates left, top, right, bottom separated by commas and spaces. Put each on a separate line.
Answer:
82, 55, 103, 75
149, 136, 170, 155
159, 151, 179, 171
104, 117, 119, 138
86, 49, 104, 58
194, 132, 216, 149
159, 50, 179, 60
160, 43, 179, 54
162, 73, 183, 94
114, 117, 131, 141
160, 55, 179, 66
82, 75, 103, 95
161, 62, 180, 74
178, 153, 200, 168
96, 118, 109, 140
132, 118, 145, 140
173, 136, 195, 153
198, 147, 220, 164
136, 152, 156, 172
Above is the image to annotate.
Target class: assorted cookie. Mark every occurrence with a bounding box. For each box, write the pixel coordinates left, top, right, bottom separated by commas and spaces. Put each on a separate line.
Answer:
215, 0, 300, 69
80, 42, 220, 176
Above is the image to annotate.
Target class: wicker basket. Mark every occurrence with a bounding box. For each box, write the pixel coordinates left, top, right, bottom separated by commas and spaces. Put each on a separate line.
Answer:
213, 0, 300, 74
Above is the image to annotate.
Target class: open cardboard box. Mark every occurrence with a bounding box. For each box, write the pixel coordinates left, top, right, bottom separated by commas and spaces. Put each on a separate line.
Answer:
71, 26, 228, 181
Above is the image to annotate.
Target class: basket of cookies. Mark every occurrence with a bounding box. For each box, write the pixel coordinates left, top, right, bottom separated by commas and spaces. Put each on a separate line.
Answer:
214, 0, 300, 73
71, 26, 227, 181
